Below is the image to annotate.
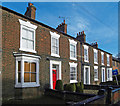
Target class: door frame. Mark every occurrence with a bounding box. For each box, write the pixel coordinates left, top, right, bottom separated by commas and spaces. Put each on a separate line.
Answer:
50, 60, 61, 89
101, 67, 105, 82
84, 66, 90, 84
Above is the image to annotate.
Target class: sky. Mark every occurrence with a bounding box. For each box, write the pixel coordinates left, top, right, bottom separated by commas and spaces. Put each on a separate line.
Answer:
2, 2, 118, 57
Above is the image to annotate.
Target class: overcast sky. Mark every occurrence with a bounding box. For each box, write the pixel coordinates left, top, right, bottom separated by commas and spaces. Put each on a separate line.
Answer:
2, 2, 118, 56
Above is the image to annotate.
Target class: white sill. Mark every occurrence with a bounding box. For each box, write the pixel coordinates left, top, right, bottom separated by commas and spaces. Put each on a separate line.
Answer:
15, 83, 40, 88
84, 60, 89, 63
107, 64, 110, 66
94, 62, 98, 64
94, 79, 98, 81
51, 53, 60, 58
19, 48, 37, 53
70, 80, 78, 83
70, 57, 77, 61
102, 63, 104, 65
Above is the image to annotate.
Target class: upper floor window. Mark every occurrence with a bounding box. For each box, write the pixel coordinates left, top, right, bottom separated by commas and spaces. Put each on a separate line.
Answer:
93, 49, 98, 64
19, 19, 37, 53
107, 54, 110, 66
83, 45, 89, 62
50, 31, 60, 57
101, 52, 104, 65
69, 39, 77, 61
69, 62, 77, 83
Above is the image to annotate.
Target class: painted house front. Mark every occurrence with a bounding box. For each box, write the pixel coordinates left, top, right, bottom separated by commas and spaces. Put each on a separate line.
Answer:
1, 3, 113, 101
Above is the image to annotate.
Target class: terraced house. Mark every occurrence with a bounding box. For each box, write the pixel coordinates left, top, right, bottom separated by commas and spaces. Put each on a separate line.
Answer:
1, 3, 113, 100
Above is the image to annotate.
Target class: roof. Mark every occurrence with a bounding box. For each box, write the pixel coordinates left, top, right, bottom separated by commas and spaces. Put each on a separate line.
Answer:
112, 57, 120, 62
1, 5, 112, 55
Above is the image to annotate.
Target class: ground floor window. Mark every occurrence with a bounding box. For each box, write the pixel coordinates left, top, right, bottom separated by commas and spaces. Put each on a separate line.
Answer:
69, 62, 77, 83
107, 68, 112, 81
94, 66, 98, 81
14, 53, 40, 88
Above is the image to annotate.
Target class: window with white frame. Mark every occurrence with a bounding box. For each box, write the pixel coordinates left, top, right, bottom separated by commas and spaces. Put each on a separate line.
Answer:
69, 39, 77, 60
69, 62, 77, 83
94, 66, 98, 81
93, 49, 98, 64
19, 19, 37, 53
101, 52, 104, 65
50, 31, 60, 57
14, 53, 40, 88
107, 68, 112, 81
107, 54, 110, 66
83, 45, 89, 62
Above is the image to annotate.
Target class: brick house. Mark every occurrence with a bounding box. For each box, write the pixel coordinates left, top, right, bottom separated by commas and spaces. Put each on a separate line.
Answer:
1, 3, 113, 100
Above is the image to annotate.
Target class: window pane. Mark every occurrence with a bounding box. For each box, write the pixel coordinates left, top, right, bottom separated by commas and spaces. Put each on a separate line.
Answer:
18, 72, 21, 82
18, 61, 21, 72
31, 63, 36, 72
28, 30, 34, 40
28, 40, 34, 50
24, 62, 30, 72
52, 37, 59, 54
22, 39, 27, 49
31, 73, 36, 82
70, 67, 76, 80
22, 28, 27, 38
24, 73, 30, 82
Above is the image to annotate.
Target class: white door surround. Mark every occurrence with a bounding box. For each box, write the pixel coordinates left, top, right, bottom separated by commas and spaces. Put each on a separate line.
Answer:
50, 60, 61, 89
84, 66, 90, 84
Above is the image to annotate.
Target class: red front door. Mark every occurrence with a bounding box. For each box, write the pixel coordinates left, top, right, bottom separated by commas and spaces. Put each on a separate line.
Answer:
52, 69, 57, 89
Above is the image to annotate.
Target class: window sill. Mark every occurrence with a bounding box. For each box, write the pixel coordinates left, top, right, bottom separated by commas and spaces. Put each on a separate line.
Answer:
102, 63, 104, 65
94, 79, 98, 81
84, 60, 89, 63
15, 83, 40, 88
19, 48, 37, 53
51, 53, 60, 58
70, 80, 78, 83
94, 62, 98, 64
70, 57, 77, 61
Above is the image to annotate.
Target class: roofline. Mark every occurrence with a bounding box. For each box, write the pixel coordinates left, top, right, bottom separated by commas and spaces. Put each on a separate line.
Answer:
1, 5, 112, 55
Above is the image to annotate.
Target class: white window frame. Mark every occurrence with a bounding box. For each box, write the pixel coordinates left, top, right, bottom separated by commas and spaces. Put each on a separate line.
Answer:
84, 66, 90, 84
93, 49, 98, 64
14, 53, 40, 88
50, 60, 61, 89
107, 68, 112, 81
19, 19, 37, 53
107, 54, 110, 66
101, 52, 104, 65
83, 45, 89, 62
101, 67, 105, 82
69, 62, 78, 83
50, 31, 60, 58
94, 66, 98, 81
69, 39, 77, 61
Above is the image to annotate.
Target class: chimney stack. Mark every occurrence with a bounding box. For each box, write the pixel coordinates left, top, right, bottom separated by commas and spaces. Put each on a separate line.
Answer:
91, 42, 98, 48
76, 31, 86, 43
25, 3, 36, 19
56, 20, 67, 34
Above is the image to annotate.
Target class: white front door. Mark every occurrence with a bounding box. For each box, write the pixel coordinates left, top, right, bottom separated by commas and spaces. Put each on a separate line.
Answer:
101, 67, 105, 82
84, 66, 90, 84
